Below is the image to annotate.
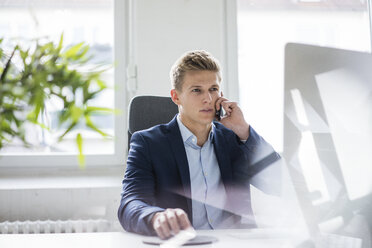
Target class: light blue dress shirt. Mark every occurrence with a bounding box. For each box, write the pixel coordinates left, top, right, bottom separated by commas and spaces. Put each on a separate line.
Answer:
177, 115, 232, 229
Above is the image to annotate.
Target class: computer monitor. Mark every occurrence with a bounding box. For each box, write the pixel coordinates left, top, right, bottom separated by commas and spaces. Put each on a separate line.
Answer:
283, 43, 372, 245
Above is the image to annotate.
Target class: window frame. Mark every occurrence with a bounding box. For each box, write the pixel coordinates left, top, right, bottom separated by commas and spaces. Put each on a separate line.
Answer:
0, 0, 128, 169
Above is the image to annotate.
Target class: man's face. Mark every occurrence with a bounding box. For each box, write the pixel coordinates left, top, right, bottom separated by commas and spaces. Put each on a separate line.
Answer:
171, 70, 221, 129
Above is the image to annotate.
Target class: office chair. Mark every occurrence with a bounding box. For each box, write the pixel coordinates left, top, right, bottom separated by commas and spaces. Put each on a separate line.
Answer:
127, 95, 179, 149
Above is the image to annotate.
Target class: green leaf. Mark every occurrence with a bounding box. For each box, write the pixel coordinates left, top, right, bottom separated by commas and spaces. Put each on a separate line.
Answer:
27, 95, 44, 123
70, 105, 83, 122
96, 79, 108, 89
33, 121, 50, 130
0, 45, 17, 83
64, 42, 84, 58
78, 45, 89, 58
76, 133, 85, 169
58, 121, 77, 141
86, 106, 117, 114
20, 49, 29, 62
85, 115, 110, 137
57, 33, 64, 51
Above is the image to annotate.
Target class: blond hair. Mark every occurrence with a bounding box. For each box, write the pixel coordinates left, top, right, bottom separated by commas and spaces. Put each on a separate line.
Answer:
170, 50, 221, 91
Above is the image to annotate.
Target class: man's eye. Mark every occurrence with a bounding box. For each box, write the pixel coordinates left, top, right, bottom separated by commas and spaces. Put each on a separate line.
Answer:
210, 88, 219, 91
192, 89, 201, 92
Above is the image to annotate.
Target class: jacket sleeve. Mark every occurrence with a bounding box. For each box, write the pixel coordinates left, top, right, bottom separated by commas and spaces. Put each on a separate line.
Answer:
117, 132, 164, 235
237, 126, 283, 196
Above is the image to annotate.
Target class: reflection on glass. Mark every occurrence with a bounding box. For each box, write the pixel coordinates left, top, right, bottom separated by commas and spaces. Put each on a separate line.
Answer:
284, 43, 371, 247
316, 68, 372, 201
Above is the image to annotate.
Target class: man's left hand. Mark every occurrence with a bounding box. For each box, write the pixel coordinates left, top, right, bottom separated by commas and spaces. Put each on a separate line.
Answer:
215, 96, 250, 140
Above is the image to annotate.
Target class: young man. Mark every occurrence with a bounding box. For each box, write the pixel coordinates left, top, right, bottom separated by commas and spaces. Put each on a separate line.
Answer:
118, 51, 281, 239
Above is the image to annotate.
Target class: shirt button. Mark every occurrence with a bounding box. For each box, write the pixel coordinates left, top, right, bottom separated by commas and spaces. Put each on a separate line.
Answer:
205, 172, 208, 176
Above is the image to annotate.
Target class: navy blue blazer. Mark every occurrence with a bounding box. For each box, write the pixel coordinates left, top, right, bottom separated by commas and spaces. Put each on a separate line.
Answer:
118, 116, 281, 235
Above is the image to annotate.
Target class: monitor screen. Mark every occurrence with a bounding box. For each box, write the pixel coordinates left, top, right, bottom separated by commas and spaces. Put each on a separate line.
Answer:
284, 43, 372, 246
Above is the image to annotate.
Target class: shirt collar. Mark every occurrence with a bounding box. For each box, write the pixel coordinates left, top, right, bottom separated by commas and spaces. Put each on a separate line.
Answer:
176, 114, 215, 147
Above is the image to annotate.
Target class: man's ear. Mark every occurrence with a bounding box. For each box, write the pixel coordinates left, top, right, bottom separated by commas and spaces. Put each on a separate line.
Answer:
170, 89, 180, 105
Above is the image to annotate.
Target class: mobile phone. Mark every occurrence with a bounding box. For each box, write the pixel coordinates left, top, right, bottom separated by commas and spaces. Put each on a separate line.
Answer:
215, 104, 223, 121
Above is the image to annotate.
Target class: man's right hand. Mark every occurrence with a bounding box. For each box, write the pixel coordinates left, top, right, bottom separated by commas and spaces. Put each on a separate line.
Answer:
151, 208, 193, 239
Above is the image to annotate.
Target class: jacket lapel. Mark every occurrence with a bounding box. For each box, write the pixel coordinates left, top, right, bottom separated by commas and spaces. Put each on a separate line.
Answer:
165, 117, 192, 218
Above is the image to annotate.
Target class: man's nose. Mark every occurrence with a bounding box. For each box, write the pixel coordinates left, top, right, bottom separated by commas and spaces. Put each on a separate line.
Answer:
203, 92, 213, 103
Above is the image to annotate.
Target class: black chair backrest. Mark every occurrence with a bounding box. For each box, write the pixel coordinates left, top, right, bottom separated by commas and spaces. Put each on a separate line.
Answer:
128, 95, 179, 149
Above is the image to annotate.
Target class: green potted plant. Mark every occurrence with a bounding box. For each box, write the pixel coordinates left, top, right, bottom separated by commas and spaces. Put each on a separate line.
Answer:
0, 34, 114, 167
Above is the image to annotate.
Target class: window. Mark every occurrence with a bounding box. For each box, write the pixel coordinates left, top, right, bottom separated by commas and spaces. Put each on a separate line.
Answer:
0, 0, 126, 167
237, 0, 370, 152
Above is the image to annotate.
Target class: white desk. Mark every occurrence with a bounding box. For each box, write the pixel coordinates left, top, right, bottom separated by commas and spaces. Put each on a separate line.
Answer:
0, 229, 305, 248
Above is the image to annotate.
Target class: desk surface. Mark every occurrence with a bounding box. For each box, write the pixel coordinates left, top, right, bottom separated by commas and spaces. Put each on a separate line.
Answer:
0, 229, 305, 248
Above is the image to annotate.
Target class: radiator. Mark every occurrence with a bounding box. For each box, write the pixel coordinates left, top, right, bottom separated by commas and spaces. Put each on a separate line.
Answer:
0, 219, 117, 234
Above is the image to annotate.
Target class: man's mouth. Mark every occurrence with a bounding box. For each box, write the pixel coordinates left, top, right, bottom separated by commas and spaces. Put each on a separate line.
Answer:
200, 109, 213, 113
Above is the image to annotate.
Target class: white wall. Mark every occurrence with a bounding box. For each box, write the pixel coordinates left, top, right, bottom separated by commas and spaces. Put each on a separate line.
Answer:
128, 0, 238, 100
0, 186, 120, 222
0, 168, 123, 225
